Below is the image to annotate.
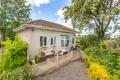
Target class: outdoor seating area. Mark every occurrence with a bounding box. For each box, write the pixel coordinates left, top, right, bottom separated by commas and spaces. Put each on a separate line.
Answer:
32, 48, 81, 77
31, 47, 77, 64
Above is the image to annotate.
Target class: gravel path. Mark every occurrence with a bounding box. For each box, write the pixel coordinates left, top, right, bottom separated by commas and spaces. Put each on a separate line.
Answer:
34, 59, 92, 80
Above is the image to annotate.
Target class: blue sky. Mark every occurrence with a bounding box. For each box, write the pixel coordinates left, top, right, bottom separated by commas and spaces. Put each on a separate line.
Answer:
26, 0, 119, 37
26, 0, 72, 28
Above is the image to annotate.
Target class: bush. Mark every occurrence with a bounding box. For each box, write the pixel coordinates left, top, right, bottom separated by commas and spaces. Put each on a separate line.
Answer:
38, 48, 45, 57
0, 64, 32, 80
84, 46, 120, 80
100, 40, 109, 49
35, 48, 45, 64
85, 47, 118, 72
76, 35, 99, 50
88, 62, 110, 80
35, 55, 41, 63
0, 35, 32, 80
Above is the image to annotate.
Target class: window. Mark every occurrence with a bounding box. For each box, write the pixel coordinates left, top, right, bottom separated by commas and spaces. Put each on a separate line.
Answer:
40, 36, 47, 46
72, 38, 75, 44
51, 37, 56, 46
51, 38, 53, 45
40, 36, 43, 46
61, 36, 70, 47
44, 37, 47, 46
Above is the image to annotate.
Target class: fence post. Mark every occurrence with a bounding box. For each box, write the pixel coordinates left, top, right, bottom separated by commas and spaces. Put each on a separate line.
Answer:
56, 53, 59, 68
70, 50, 73, 59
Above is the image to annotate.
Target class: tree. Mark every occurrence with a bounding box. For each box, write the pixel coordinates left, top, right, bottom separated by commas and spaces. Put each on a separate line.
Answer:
0, 0, 31, 41
64, 0, 120, 41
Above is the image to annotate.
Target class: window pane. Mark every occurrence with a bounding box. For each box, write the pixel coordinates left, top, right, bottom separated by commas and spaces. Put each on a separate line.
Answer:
66, 40, 69, 47
72, 38, 74, 44
40, 36, 43, 46
51, 37, 53, 45
61, 36, 70, 47
44, 37, 47, 46
61, 40, 64, 47
54, 37, 56, 45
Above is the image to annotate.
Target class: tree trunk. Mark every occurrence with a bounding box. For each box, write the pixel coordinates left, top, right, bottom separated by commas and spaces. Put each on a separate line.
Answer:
99, 31, 105, 48
100, 33, 105, 42
98, 30, 105, 42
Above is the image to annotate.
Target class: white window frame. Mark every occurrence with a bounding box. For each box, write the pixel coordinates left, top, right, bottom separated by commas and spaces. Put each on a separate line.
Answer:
61, 35, 70, 47
51, 37, 56, 46
40, 36, 47, 47
72, 37, 75, 44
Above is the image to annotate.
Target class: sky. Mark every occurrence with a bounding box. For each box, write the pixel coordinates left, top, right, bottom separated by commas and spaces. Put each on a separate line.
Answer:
25, 0, 120, 37
26, 0, 73, 28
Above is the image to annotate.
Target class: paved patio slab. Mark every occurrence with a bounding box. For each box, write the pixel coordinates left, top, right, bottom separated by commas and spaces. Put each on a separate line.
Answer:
34, 59, 92, 80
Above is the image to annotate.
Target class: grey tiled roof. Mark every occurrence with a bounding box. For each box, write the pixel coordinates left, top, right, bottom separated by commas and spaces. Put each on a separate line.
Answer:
14, 19, 75, 33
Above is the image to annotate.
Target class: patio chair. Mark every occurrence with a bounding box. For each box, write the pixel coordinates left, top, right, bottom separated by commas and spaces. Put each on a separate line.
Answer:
59, 49, 68, 56
44, 48, 54, 59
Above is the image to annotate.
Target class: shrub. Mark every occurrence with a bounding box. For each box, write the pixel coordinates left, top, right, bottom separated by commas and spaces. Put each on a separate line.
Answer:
85, 47, 118, 73
38, 48, 45, 57
85, 56, 93, 68
88, 62, 110, 80
0, 36, 28, 71
35, 55, 41, 63
84, 46, 120, 79
35, 48, 45, 64
0, 64, 32, 80
0, 35, 32, 80
76, 35, 99, 50
100, 40, 109, 49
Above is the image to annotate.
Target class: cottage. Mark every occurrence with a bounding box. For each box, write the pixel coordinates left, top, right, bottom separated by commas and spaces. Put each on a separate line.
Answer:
14, 19, 76, 59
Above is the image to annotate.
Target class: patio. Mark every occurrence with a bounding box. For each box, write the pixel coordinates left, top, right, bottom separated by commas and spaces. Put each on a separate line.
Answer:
34, 59, 92, 80
32, 48, 82, 77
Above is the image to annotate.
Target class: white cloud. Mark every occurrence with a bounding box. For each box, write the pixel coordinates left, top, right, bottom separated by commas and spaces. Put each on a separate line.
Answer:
56, 8, 73, 29
56, 9, 65, 18
26, 0, 52, 7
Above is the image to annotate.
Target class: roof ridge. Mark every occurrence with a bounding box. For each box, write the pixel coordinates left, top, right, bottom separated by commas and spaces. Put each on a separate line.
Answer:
14, 19, 76, 33
26, 19, 73, 30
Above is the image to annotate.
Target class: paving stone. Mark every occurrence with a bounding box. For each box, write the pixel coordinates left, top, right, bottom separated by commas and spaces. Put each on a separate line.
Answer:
34, 60, 92, 80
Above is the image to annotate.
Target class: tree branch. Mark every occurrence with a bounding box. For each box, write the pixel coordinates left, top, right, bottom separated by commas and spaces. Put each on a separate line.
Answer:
104, 11, 120, 33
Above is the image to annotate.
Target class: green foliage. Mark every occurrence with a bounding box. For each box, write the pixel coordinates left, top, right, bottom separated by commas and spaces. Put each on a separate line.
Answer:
84, 46, 120, 80
35, 48, 45, 64
38, 48, 45, 57
100, 40, 109, 49
64, 0, 120, 41
76, 35, 99, 50
0, 35, 32, 80
0, 0, 31, 40
35, 55, 41, 64
114, 36, 120, 48
0, 36, 28, 71
0, 64, 32, 80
